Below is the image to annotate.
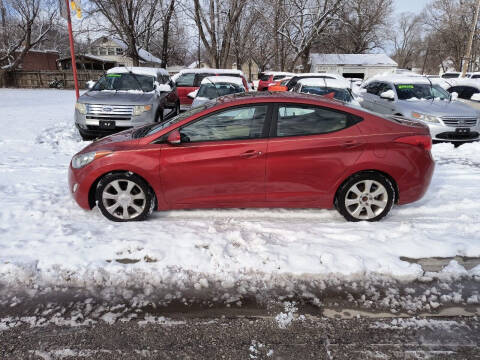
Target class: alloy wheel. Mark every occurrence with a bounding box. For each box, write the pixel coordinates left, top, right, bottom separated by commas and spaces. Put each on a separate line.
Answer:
101, 179, 146, 220
344, 180, 388, 220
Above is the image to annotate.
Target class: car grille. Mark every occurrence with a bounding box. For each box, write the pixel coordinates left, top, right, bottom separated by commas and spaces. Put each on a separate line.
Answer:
441, 116, 477, 127
87, 104, 134, 120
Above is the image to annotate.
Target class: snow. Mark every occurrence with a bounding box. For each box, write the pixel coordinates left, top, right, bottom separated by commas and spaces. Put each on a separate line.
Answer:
298, 77, 350, 88
175, 68, 245, 76
310, 53, 398, 66
0, 89, 479, 308
106, 66, 168, 77
201, 76, 245, 86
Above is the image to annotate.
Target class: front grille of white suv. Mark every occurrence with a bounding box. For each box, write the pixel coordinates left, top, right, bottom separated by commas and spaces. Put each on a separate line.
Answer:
441, 116, 477, 128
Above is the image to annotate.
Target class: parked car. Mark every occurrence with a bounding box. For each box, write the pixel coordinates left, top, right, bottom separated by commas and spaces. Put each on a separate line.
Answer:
75, 67, 179, 141
188, 76, 246, 107
69, 92, 434, 223
267, 77, 293, 92
357, 76, 480, 143
173, 69, 249, 111
284, 73, 344, 90
293, 78, 360, 106
444, 79, 480, 111
468, 72, 480, 80
441, 72, 461, 79
257, 71, 295, 91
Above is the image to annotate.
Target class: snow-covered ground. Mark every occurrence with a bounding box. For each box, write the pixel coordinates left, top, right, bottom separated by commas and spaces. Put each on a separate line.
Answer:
0, 89, 479, 311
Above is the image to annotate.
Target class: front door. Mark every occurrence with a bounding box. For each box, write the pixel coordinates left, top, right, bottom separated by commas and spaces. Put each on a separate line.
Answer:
160, 105, 270, 206
266, 104, 364, 205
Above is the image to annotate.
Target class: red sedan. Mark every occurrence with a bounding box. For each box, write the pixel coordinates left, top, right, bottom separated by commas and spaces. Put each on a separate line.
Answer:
69, 92, 434, 222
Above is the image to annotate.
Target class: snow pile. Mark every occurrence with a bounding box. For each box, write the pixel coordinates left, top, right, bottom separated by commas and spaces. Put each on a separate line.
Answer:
0, 89, 479, 310
371, 317, 470, 330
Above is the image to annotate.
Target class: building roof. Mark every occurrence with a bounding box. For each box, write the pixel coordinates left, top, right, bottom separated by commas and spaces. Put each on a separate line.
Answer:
310, 53, 397, 67
58, 54, 116, 63
91, 36, 162, 64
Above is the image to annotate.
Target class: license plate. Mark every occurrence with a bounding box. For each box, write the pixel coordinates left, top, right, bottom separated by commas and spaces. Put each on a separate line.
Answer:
99, 120, 115, 129
456, 128, 470, 134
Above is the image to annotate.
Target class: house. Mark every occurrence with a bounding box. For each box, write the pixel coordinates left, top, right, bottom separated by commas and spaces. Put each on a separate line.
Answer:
309, 53, 398, 79
86, 36, 162, 67
57, 54, 116, 71
15, 50, 59, 71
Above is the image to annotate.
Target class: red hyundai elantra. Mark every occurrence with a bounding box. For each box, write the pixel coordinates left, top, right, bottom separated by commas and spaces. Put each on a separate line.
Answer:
69, 92, 434, 222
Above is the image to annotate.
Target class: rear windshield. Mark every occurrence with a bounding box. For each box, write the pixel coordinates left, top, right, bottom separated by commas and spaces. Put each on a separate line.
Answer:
92, 73, 154, 92
442, 73, 460, 79
300, 86, 353, 102
273, 75, 287, 81
259, 74, 271, 81
197, 82, 244, 99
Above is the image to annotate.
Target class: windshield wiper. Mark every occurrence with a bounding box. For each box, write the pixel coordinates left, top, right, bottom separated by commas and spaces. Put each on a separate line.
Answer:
126, 66, 145, 93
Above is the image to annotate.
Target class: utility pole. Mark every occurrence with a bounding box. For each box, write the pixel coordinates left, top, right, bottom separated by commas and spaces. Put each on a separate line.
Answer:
462, 0, 480, 77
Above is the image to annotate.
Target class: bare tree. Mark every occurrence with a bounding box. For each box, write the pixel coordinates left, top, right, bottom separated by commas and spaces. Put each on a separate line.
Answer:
192, 0, 248, 68
333, 0, 393, 53
89, 0, 161, 66
390, 12, 424, 69
277, 0, 344, 71
160, 0, 176, 67
0, 0, 56, 71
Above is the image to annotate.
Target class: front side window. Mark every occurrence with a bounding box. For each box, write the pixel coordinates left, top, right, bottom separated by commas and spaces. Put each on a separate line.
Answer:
276, 105, 355, 137
179, 105, 268, 143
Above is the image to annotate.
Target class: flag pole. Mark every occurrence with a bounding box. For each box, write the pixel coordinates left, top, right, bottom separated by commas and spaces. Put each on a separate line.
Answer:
65, 0, 80, 99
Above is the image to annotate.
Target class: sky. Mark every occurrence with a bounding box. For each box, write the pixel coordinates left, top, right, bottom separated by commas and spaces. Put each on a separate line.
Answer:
395, 0, 431, 14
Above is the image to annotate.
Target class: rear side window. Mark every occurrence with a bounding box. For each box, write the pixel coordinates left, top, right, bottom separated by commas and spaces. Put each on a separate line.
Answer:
275, 105, 360, 137
448, 86, 479, 99
176, 73, 195, 87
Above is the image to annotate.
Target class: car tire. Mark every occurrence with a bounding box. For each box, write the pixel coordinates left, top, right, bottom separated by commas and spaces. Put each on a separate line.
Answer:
335, 172, 395, 222
95, 172, 155, 222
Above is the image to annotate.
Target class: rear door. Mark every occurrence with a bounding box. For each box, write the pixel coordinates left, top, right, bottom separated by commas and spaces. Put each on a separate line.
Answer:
266, 104, 364, 205
159, 104, 271, 206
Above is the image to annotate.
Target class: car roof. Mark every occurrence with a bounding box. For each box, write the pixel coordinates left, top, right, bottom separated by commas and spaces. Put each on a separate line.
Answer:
292, 72, 344, 80
365, 75, 433, 85
107, 66, 169, 77
200, 76, 245, 86
298, 78, 350, 88
261, 71, 295, 76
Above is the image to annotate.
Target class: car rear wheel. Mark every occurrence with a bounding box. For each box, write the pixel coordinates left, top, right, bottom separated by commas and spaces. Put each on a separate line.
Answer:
95, 172, 155, 222
336, 172, 395, 222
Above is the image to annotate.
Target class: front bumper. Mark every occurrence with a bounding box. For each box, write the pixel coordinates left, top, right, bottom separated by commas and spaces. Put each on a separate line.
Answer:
75, 109, 154, 137
427, 122, 480, 142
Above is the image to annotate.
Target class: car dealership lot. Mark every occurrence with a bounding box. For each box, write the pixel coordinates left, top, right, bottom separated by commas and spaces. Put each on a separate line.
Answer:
0, 89, 480, 313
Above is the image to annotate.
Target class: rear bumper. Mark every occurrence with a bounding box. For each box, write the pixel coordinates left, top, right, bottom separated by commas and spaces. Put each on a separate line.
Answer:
397, 150, 435, 205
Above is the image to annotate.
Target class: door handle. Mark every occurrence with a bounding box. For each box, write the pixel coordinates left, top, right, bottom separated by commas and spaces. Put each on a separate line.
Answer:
240, 150, 262, 158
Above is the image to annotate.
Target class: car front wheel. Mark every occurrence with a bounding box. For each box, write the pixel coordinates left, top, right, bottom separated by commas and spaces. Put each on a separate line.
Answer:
95, 172, 155, 222
336, 172, 395, 222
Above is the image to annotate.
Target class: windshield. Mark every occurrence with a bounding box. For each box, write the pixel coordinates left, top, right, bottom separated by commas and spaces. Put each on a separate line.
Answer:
300, 86, 353, 102
92, 73, 155, 92
394, 84, 450, 101
197, 83, 244, 99
133, 103, 213, 138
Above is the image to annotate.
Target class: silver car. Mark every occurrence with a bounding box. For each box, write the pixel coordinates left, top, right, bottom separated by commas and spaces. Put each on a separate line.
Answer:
75, 67, 180, 140
358, 76, 480, 142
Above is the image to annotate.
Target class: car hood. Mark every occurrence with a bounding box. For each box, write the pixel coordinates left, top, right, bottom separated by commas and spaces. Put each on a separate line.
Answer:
398, 99, 479, 118
81, 128, 139, 153
79, 91, 155, 105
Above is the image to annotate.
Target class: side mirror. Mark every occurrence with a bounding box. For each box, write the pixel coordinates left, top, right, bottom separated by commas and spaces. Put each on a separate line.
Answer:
470, 93, 480, 101
86, 80, 95, 89
380, 90, 395, 101
187, 90, 198, 99
450, 92, 459, 100
157, 84, 172, 93
167, 130, 181, 145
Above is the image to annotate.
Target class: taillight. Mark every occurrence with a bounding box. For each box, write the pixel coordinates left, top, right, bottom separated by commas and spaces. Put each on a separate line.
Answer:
394, 135, 432, 151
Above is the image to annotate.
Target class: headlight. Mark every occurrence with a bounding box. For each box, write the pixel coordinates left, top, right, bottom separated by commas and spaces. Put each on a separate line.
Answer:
71, 151, 112, 169
75, 102, 87, 114
411, 112, 440, 123
133, 104, 152, 116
